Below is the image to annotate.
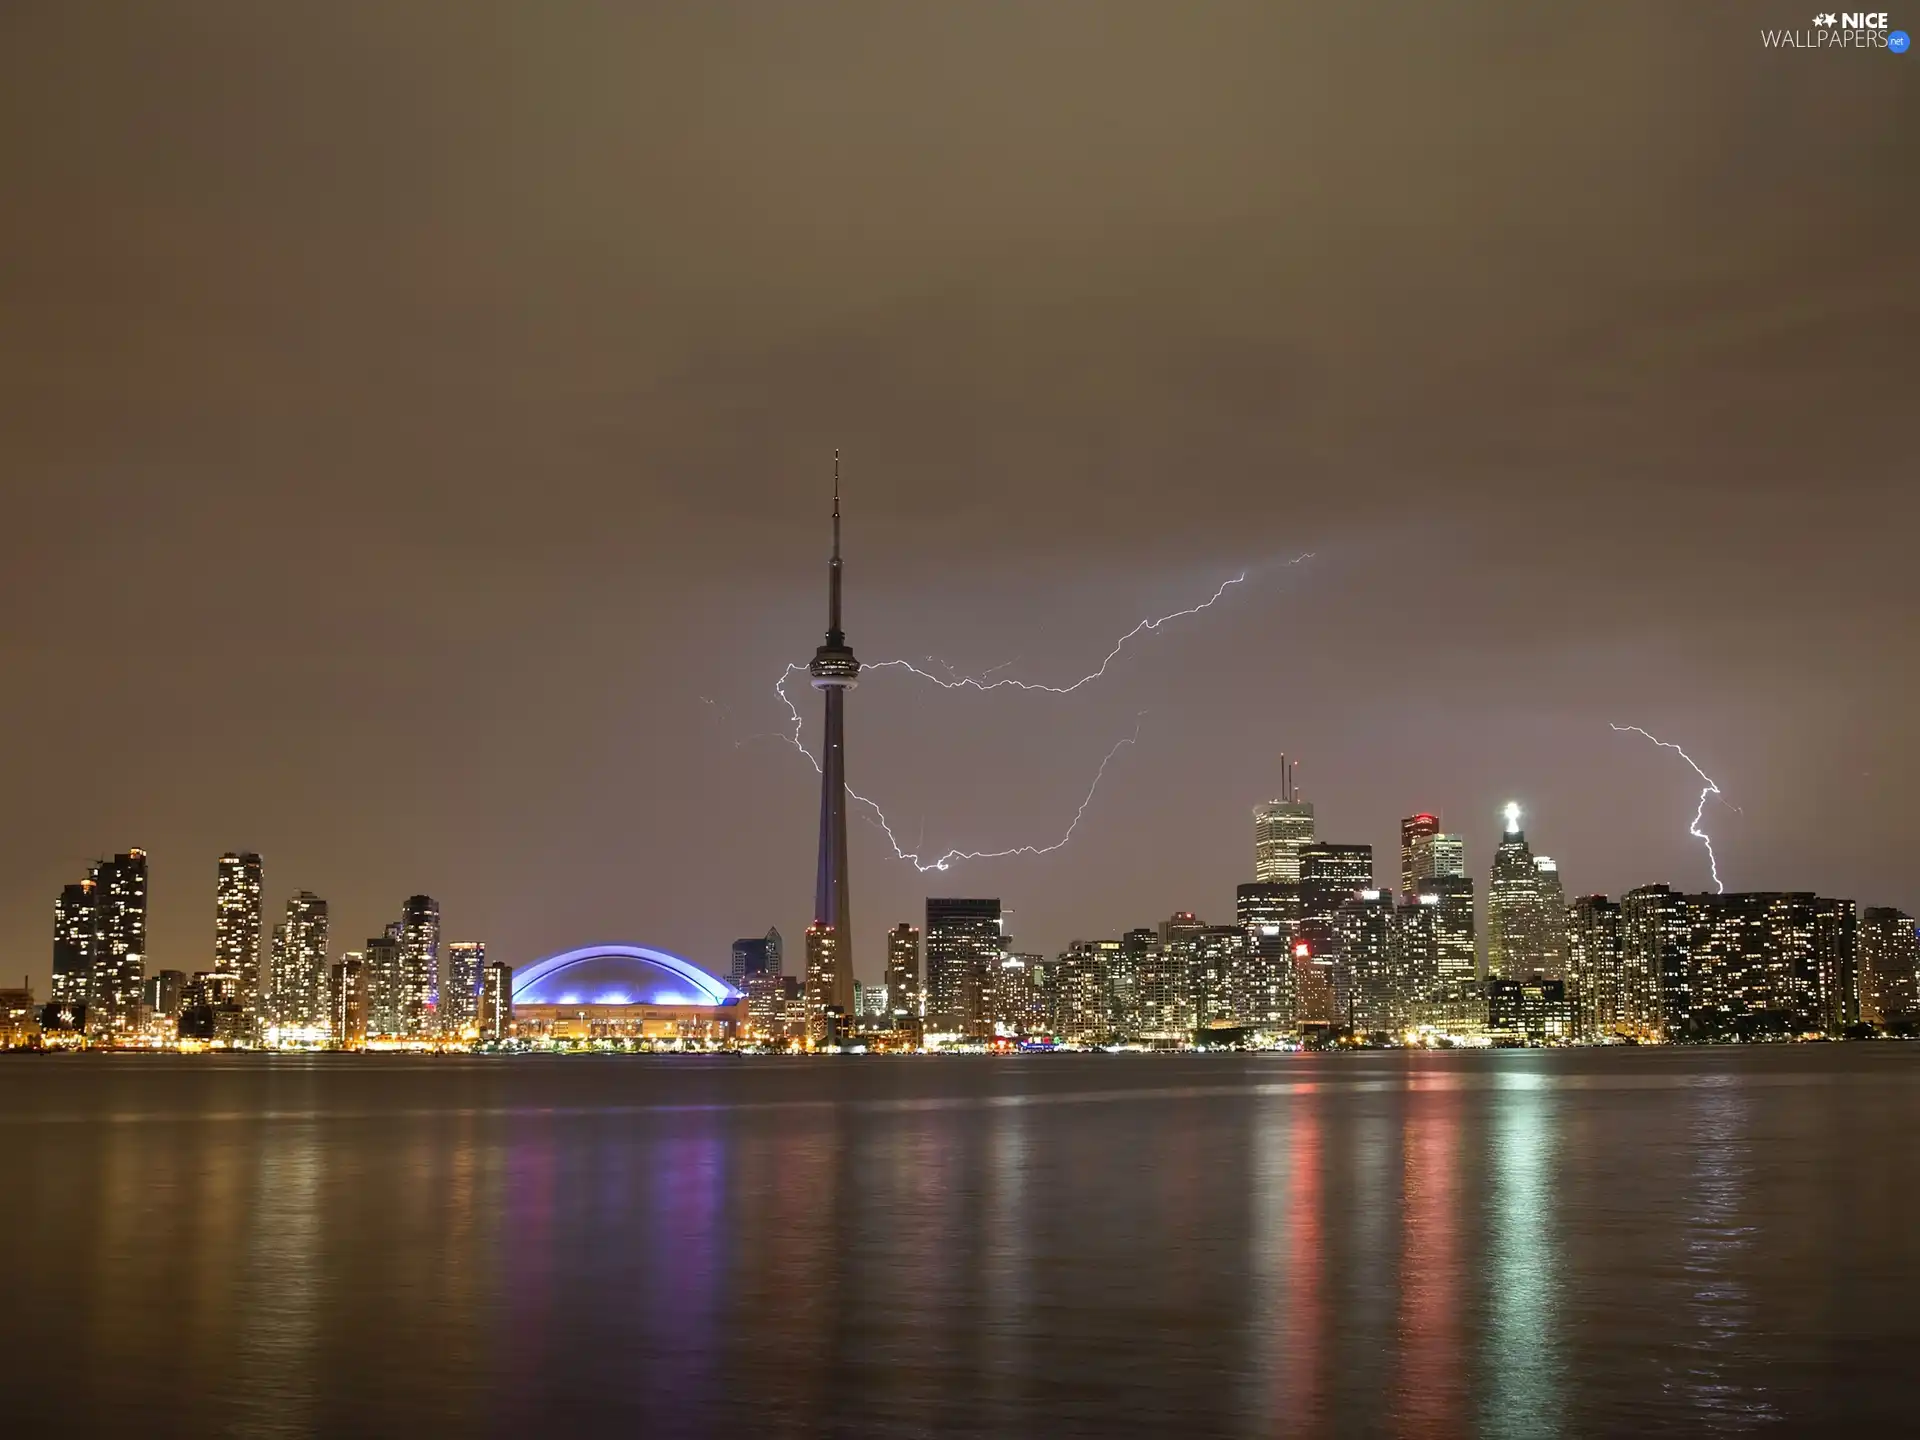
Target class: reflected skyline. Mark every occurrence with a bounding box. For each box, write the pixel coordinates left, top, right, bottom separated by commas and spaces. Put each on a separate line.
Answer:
7, 1050, 1920, 1435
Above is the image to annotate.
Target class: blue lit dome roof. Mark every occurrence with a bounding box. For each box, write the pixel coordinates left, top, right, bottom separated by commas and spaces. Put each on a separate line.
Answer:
512, 944, 740, 1007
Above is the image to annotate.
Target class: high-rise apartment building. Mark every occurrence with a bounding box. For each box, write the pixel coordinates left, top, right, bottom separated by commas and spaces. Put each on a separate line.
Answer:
1299, 844, 1374, 1013
1565, 894, 1624, 1039
366, 928, 405, 1038
86, 850, 149, 1040
925, 898, 1001, 1036
478, 960, 514, 1042
803, 923, 847, 1044
1420, 875, 1477, 991
1253, 758, 1316, 883
1116, 927, 1160, 1036
398, 895, 439, 1038
214, 852, 264, 1027
329, 954, 369, 1049
443, 942, 485, 1036
1052, 940, 1118, 1042
268, 891, 330, 1038
1621, 884, 1690, 1037
1858, 908, 1919, 1027
51, 879, 96, 1014
1236, 882, 1300, 1030
884, 923, 921, 1029
1338, 889, 1401, 1032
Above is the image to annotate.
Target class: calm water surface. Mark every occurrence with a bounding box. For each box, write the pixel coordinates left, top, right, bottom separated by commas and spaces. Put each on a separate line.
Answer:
4, 1048, 1917, 1436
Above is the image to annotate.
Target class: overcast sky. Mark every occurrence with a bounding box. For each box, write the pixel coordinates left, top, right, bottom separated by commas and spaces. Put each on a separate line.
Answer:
3, 2, 1915, 990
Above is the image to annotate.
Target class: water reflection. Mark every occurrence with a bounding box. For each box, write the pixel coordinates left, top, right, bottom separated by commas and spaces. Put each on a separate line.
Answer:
1676, 1080, 1771, 1430
1481, 1072, 1562, 1440
4, 1052, 1918, 1435
1397, 1084, 1464, 1436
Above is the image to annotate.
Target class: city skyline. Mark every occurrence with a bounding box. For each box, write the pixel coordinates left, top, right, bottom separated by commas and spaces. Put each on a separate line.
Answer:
1, 6, 1912, 997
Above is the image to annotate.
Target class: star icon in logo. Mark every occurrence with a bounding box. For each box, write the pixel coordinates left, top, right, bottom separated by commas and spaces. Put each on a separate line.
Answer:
1813, 11, 1836, 23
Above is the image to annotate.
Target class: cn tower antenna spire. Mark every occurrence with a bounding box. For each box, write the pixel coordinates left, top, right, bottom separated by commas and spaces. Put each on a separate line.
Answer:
828, 449, 844, 638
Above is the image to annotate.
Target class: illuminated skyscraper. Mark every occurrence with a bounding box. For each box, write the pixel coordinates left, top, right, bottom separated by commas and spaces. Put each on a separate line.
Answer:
805, 456, 860, 1041
1532, 856, 1568, 980
1621, 883, 1690, 1037
1420, 875, 1477, 991
478, 960, 514, 1041
1400, 813, 1440, 895
86, 850, 149, 1040
1339, 889, 1402, 1032
329, 953, 369, 1049
268, 891, 330, 1037
1253, 755, 1315, 883
443, 942, 485, 1036
1858, 908, 1919, 1027
1566, 894, 1624, 1039
398, 895, 439, 1038
214, 852, 264, 1027
1236, 882, 1300, 1030
730, 929, 782, 986
1486, 805, 1552, 980
1429, 833, 1466, 881
884, 923, 921, 1029
366, 926, 405, 1038
51, 879, 96, 1014
926, 897, 1000, 1035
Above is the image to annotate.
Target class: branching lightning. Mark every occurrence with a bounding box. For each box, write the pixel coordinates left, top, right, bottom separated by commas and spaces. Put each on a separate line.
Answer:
776, 673, 1143, 872
1611, 723, 1728, 893
772, 560, 1308, 872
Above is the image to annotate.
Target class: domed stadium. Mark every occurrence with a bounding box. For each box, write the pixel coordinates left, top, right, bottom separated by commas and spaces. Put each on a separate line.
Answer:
510, 944, 744, 1044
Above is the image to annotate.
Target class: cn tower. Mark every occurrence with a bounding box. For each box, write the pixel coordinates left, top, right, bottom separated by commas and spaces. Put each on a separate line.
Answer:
806, 453, 859, 1036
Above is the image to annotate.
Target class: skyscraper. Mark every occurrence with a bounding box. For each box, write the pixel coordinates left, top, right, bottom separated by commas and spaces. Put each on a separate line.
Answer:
268, 891, 330, 1038
214, 852, 264, 1028
730, 929, 782, 986
1566, 894, 1624, 1039
1339, 889, 1402, 1032
86, 850, 149, 1040
1400, 813, 1440, 895
806, 456, 860, 1040
1420, 875, 1477, 992
1621, 883, 1690, 1038
1532, 856, 1568, 980
398, 895, 439, 1038
1253, 755, 1315, 883
443, 942, 485, 1036
329, 954, 369, 1049
366, 927, 404, 1038
1429, 833, 1466, 881
1236, 881, 1301, 1030
51, 879, 96, 1015
1486, 804, 1548, 980
925, 898, 1001, 1036
1858, 908, 1918, 1027
478, 960, 514, 1041
884, 923, 921, 1029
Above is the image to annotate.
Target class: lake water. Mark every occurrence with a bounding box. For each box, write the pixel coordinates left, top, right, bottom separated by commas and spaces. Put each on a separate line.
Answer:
4, 1047, 1917, 1436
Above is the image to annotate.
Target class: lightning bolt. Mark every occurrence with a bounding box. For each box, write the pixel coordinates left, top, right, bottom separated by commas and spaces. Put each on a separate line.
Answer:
1611, 723, 1727, 893
859, 557, 1309, 694
776, 672, 1143, 872
772, 562, 1303, 872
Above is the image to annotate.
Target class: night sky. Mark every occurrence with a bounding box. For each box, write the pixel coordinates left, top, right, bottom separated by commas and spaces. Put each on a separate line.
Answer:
3, 3, 1915, 992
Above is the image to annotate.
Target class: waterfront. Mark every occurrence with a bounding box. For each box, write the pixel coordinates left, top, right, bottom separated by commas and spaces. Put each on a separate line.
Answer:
5, 1048, 1918, 1436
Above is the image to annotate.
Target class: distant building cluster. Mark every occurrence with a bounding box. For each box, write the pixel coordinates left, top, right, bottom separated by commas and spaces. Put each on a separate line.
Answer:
757, 774, 1918, 1052
23, 849, 512, 1051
